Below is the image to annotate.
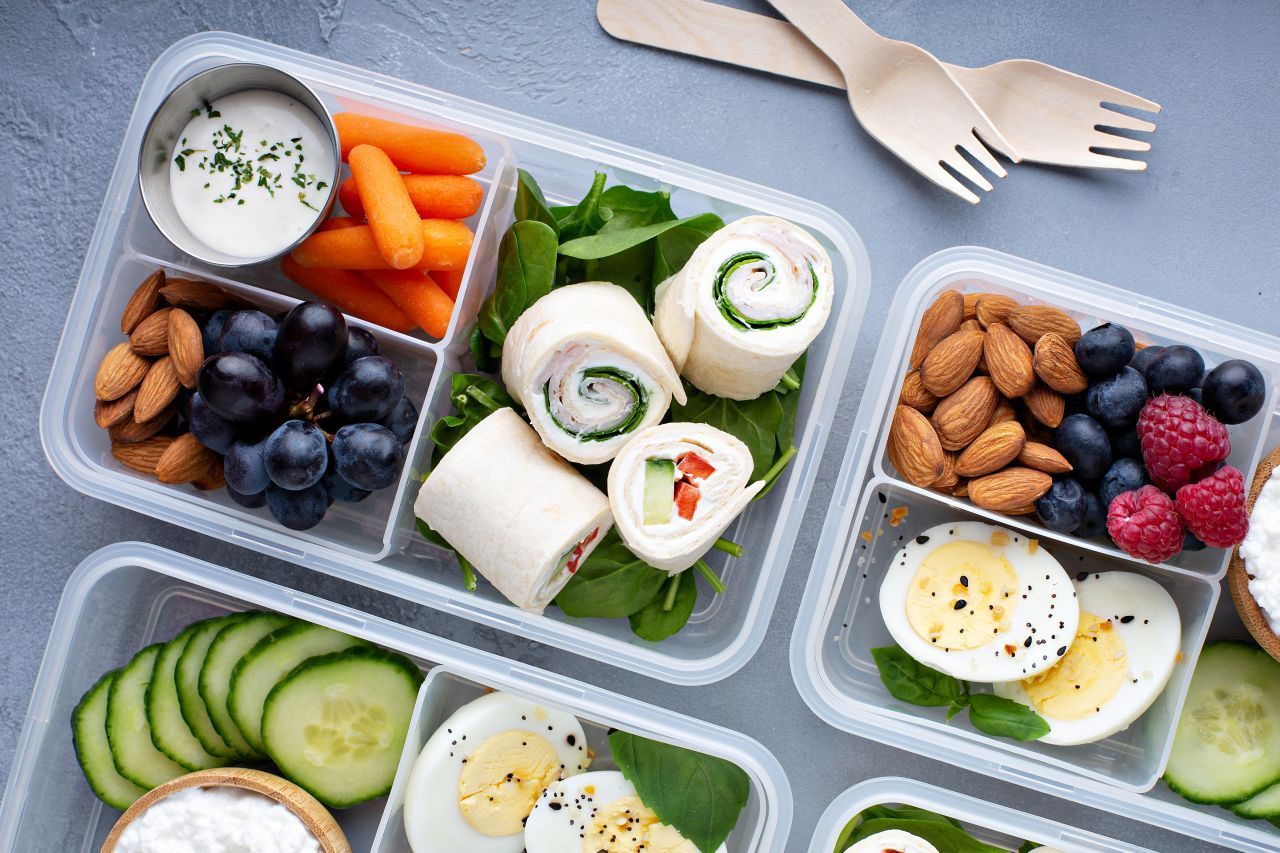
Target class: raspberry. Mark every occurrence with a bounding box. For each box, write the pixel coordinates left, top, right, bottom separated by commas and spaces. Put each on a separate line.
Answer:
1137, 394, 1231, 492
1107, 486, 1185, 563
1175, 465, 1249, 548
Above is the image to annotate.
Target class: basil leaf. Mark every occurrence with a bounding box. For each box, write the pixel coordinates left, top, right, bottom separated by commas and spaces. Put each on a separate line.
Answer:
514, 168, 557, 233
554, 530, 667, 618
870, 645, 969, 708
652, 213, 724, 286
415, 519, 476, 592
608, 730, 750, 853
477, 219, 557, 346
556, 171, 608, 241
967, 694, 1050, 741
849, 818, 1005, 853
429, 373, 517, 459
558, 212, 723, 261
629, 571, 697, 642
671, 385, 783, 481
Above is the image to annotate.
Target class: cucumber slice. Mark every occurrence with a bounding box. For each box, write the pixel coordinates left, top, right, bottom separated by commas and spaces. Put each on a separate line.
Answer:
200, 611, 293, 758
644, 458, 675, 525
1232, 781, 1280, 819
176, 613, 248, 759
72, 670, 147, 810
1165, 641, 1280, 804
262, 647, 422, 807
105, 644, 189, 790
147, 622, 227, 771
229, 622, 369, 754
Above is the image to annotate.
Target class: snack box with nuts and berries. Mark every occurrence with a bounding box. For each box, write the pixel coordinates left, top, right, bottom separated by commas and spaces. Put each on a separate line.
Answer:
39, 33, 870, 685
793, 247, 1280, 853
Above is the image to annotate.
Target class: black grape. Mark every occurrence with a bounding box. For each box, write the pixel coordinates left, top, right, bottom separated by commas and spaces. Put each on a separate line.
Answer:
188, 392, 239, 454
218, 310, 278, 363
264, 420, 328, 490
331, 423, 403, 490
274, 302, 346, 389
379, 396, 419, 444
197, 352, 285, 423
265, 482, 329, 530
327, 356, 405, 422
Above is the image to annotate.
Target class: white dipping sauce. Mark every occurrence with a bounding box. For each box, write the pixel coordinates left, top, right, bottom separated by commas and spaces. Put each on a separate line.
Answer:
169, 89, 334, 259
116, 785, 321, 853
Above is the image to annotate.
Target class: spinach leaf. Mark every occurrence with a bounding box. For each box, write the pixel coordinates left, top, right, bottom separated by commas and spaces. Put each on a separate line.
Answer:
596, 184, 676, 230
672, 385, 783, 481
775, 355, 806, 455
967, 694, 1051, 741
580, 185, 679, 309
477, 219, 557, 346
629, 570, 697, 642
652, 212, 724, 286
559, 212, 724, 261
858, 805, 963, 828
870, 645, 969, 708
554, 530, 667, 618
848, 818, 1005, 853
429, 373, 518, 460
609, 730, 750, 853
469, 326, 500, 373
514, 168, 557, 233
556, 171, 608, 241
415, 518, 476, 592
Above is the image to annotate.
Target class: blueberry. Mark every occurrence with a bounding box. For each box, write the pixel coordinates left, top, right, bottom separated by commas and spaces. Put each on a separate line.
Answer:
1145, 345, 1205, 395
264, 420, 329, 490
202, 309, 233, 356
331, 423, 404, 490
1182, 530, 1207, 552
1202, 359, 1266, 425
1076, 323, 1136, 376
1129, 345, 1164, 378
1110, 428, 1142, 460
1055, 414, 1112, 480
322, 465, 372, 503
343, 327, 380, 365
1086, 367, 1148, 427
1077, 491, 1108, 537
327, 356, 405, 422
225, 485, 266, 509
1100, 457, 1150, 509
379, 396, 419, 444
188, 392, 239, 454
1036, 477, 1088, 534
224, 438, 271, 495
265, 481, 329, 530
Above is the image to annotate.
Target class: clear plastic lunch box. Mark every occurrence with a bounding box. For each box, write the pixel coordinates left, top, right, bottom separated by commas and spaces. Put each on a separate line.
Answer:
792, 247, 1280, 852
0, 542, 791, 852
808, 776, 1165, 853
39, 31, 870, 686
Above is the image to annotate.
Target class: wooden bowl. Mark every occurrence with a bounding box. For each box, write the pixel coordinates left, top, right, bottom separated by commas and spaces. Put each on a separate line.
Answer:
1228, 445, 1280, 663
101, 767, 352, 853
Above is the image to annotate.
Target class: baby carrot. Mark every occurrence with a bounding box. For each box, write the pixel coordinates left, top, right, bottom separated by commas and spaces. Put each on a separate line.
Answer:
335, 113, 486, 175
319, 215, 362, 231
339, 175, 484, 221
363, 269, 454, 339
291, 220, 473, 271
349, 144, 424, 269
280, 257, 417, 333
432, 268, 465, 300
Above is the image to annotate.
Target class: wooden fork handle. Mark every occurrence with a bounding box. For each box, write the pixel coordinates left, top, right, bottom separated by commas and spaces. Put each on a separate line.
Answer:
766, 0, 879, 66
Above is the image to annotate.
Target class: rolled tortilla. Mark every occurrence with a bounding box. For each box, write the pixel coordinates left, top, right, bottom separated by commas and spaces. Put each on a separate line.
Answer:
653, 215, 834, 400
501, 282, 686, 465
414, 408, 612, 612
607, 422, 763, 573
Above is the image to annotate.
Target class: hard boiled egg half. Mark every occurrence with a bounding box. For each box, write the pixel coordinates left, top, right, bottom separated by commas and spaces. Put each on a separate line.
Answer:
879, 521, 1080, 683
846, 829, 939, 852
403, 691, 591, 852
524, 770, 726, 853
994, 571, 1181, 745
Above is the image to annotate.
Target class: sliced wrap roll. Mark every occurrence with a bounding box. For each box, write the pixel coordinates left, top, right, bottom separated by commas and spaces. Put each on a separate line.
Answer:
653, 215, 834, 400
501, 282, 686, 465
607, 422, 763, 573
414, 408, 612, 612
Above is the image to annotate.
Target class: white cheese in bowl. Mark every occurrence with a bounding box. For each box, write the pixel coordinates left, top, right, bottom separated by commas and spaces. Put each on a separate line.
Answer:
1240, 466, 1280, 633
116, 785, 320, 853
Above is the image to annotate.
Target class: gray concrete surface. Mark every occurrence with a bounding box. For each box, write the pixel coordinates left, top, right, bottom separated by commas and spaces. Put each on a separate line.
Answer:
3, 1, 1279, 850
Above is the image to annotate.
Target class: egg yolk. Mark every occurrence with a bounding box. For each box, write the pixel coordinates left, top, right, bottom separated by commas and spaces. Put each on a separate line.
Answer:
905, 541, 1017, 650
582, 795, 699, 853
457, 729, 561, 836
1021, 612, 1127, 720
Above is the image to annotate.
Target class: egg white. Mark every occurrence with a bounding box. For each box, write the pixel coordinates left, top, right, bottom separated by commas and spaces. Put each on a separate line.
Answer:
878, 521, 1080, 683
993, 571, 1181, 745
403, 691, 590, 853
847, 828, 940, 852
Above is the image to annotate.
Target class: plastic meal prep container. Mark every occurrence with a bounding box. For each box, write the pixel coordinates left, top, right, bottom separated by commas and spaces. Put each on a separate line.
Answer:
0, 542, 791, 852
792, 247, 1280, 852
40, 31, 870, 686
808, 776, 1170, 853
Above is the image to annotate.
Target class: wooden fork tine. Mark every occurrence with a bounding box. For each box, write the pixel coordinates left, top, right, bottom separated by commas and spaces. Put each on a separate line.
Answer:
943, 150, 995, 193
1090, 130, 1152, 153
916, 160, 981, 205
959, 131, 1007, 178
1088, 79, 1162, 114
1097, 109, 1158, 134
1074, 150, 1149, 171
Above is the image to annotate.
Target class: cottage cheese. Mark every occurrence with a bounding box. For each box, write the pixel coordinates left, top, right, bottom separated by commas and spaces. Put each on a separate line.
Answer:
116, 785, 320, 853
1239, 467, 1280, 634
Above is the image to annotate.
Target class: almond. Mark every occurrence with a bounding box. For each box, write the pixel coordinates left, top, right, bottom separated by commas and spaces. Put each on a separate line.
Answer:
934, 451, 959, 489
94, 389, 137, 429
109, 405, 175, 443
975, 294, 1019, 328
983, 323, 1035, 398
1025, 384, 1066, 428
951, 479, 970, 498
962, 293, 982, 321
1018, 442, 1073, 474
956, 421, 1027, 477
989, 398, 1018, 427
111, 435, 174, 476
1008, 305, 1081, 346
168, 308, 205, 389
193, 456, 226, 491
898, 370, 938, 413
958, 318, 982, 333
968, 467, 1053, 512
121, 269, 165, 335
888, 405, 946, 487
931, 376, 999, 451
909, 290, 963, 369
129, 307, 174, 357
135, 357, 181, 423
160, 279, 230, 312
1006, 503, 1039, 516
155, 433, 221, 484
920, 328, 985, 397
1033, 333, 1089, 394
95, 342, 151, 401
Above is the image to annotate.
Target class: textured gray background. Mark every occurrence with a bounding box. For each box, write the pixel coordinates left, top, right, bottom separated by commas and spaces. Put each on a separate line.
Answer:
3, 1, 1278, 851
